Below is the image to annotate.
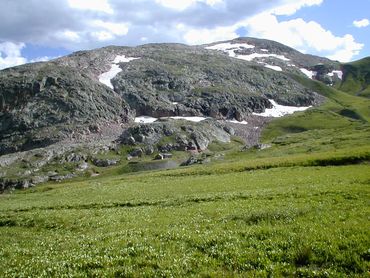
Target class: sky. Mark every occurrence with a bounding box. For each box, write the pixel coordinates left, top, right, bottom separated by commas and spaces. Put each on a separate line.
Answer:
0, 0, 369, 69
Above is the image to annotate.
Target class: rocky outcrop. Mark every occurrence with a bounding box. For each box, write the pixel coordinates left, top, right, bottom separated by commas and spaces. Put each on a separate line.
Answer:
0, 63, 132, 155
111, 43, 319, 119
0, 178, 32, 193
120, 119, 232, 152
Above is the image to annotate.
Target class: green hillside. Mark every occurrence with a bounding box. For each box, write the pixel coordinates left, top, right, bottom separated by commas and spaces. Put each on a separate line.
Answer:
261, 73, 370, 141
1, 70, 369, 276
338, 57, 370, 98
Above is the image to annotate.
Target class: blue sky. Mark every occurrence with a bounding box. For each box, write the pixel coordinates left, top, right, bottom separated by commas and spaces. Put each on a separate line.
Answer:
0, 0, 369, 69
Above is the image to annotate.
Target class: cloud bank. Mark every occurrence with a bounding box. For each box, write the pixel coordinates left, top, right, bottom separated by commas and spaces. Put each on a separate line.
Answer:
0, 0, 365, 69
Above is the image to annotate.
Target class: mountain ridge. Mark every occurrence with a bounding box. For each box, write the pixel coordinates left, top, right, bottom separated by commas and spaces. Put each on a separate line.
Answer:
0, 37, 369, 188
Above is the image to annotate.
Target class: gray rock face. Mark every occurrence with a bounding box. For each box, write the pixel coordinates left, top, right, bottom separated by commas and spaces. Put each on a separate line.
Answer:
120, 119, 231, 152
92, 158, 120, 167
0, 36, 344, 183
0, 63, 132, 155
111, 43, 319, 120
0, 178, 32, 193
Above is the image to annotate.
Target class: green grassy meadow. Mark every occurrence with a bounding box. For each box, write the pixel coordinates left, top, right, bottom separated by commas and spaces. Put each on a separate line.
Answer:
1, 71, 370, 276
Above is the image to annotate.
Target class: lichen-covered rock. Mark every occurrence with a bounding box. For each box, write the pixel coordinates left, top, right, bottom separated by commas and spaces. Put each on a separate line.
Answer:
120, 119, 231, 152
91, 158, 120, 167
0, 63, 132, 155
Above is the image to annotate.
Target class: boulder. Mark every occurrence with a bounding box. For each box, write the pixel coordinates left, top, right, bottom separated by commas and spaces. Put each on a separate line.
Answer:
92, 158, 120, 167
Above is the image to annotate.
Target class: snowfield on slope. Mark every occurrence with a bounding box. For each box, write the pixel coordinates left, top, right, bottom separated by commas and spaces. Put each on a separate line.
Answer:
134, 116, 209, 123
253, 99, 311, 117
205, 43, 290, 62
327, 70, 343, 80
99, 55, 140, 89
264, 64, 282, 71
300, 68, 317, 79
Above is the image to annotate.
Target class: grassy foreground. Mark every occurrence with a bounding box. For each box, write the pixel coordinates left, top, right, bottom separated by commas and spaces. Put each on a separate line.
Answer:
0, 158, 369, 277
1, 73, 370, 276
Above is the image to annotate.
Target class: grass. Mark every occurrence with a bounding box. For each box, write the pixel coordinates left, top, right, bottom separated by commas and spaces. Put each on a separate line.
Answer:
0, 121, 369, 276
338, 57, 370, 98
0, 69, 369, 276
0, 164, 369, 277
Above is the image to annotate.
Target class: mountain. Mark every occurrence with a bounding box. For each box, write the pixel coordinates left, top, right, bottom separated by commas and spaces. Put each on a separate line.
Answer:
0, 37, 368, 189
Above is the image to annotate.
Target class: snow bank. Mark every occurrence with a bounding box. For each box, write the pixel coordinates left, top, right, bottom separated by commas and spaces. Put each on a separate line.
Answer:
99, 55, 140, 89
134, 116, 158, 123
235, 53, 290, 62
327, 70, 343, 80
205, 42, 290, 65
205, 42, 255, 51
169, 116, 208, 122
134, 116, 208, 123
264, 64, 282, 71
205, 42, 255, 59
253, 99, 311, 117
227, 119, 248, 125
300, 68, 316, 79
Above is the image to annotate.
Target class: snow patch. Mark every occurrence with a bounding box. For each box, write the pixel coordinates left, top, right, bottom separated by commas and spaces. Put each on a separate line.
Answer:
134, 116, 208, 124
253, 99, 311, 118
99, 55, 140, 89
205, 42, 255, 59
227, 119, 248, 125
205, 42, 255, 51
205, 43, 290, 63
300, 68, 316, 79
134, 116, 158, 123
235, 53, 290, 62
327, 70, 343, 80
264, 64, 282, 71
169, 116, 208, 122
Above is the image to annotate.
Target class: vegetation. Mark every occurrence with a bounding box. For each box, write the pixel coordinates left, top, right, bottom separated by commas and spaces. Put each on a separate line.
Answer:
1, 113, 369, 277
338, 57, 370, 98
0, 56, 369, 277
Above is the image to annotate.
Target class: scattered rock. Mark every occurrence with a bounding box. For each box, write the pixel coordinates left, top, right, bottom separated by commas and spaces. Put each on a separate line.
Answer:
32, 175, 49, 184
180, 156, 202, 166
129, 148, 143, 157
120, 119, 231, 153
154, 153, 173, 160
77, 162, 89, 171
49, 173, 76, 182
92, 158, 120, 167
0, 179, 32, 193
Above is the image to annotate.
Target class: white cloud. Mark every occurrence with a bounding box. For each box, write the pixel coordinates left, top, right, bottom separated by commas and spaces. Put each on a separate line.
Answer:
0, 42, 27, 69
272, 0, 323, 15
155, 0, 197, 10
0, 42, 57, 70
245, 12, 363, 62
0, 0, 365, 63
155, 0, 223, 11
91, 31, 115, 41
56, 30, 81, 42
184, 25, 238, 45
89, 20, 129, 41
67, 0, 113, 14
30, 56, 56, 63
91, 20, 129, 36
353, 18, 369, 28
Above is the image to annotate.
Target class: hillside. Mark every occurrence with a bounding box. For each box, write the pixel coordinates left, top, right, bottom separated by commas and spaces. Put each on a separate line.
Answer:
338, 57, 370, 98
0, 37, 369, 276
